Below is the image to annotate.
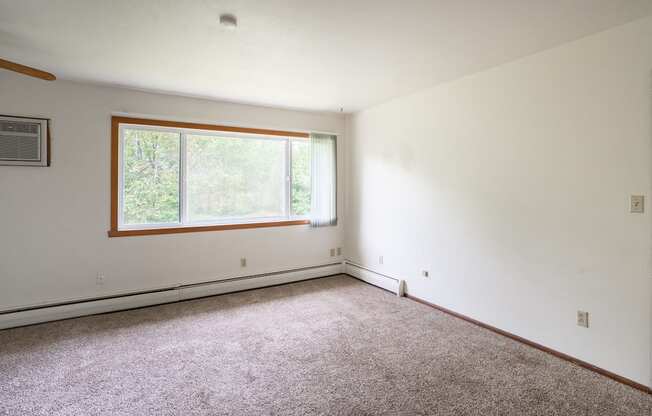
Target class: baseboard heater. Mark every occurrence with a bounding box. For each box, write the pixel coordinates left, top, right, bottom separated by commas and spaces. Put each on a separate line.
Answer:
0, 262, 344, 330
344, 261, 404, 295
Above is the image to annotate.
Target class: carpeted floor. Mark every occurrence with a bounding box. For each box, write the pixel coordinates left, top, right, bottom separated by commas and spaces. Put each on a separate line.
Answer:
0, 275, 649, 415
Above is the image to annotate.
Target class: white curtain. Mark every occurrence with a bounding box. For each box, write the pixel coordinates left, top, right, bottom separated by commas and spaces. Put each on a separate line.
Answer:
310, 133, 337, 227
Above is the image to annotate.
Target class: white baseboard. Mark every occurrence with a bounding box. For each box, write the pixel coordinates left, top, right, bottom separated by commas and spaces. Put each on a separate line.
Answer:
178, 263, 344, 300
344, 261, 400, 294
0, 263, 344, 330
0, 290, 180, 330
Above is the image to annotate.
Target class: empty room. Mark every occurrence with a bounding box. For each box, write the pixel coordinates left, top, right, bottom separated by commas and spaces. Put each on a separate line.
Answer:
1, 1, 651, 415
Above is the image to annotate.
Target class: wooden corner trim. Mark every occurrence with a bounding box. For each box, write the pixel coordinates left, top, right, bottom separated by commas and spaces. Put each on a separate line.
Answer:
401, 293, 652, 395
111, 115, 309, 138
110, 117, 119, 232
108, 220, 310, 237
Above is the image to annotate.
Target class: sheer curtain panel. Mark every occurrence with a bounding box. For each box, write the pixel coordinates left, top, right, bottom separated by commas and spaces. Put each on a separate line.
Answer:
309, 133, 337, 227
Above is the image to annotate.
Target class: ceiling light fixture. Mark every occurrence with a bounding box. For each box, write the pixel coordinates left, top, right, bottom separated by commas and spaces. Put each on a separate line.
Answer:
219, 13, 238, 29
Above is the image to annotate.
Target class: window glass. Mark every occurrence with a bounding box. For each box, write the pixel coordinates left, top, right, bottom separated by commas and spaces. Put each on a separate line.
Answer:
116, 121, 333, 233
186, 134, 287, 222
122, 128, 180, 225
291, 140, 311, 216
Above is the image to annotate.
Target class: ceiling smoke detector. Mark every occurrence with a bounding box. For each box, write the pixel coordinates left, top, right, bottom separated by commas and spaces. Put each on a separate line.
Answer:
219, 14, 238, 29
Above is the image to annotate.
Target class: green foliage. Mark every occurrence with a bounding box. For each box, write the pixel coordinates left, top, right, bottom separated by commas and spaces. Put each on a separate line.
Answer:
122, 130, 312, 225
187, 134, 286, 221
123, 129, 180, 225
291, 141, 311, 216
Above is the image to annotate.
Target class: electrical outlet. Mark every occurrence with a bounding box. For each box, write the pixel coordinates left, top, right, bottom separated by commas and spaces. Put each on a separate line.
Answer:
240, 257, 247, 267
577, 311, 589, 328
96, 273, 105, 286
421, 270, 430, 278
337, 247, 342, 256
378, 255, 384, 265
330, 248, 336, 257
630, 195, 644, 213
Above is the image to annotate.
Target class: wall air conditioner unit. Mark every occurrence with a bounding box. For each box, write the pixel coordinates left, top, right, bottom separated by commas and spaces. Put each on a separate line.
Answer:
0, 115, 50, 166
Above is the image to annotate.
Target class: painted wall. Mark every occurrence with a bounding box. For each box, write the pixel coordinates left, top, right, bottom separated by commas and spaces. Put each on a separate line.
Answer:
0, 74, 345, 310
345, 16, 652, 386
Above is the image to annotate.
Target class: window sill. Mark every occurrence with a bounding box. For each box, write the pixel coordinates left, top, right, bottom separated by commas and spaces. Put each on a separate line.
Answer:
107, 219, 310, 237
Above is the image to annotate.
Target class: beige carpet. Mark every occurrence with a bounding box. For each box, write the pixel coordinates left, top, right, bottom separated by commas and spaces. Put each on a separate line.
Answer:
0, 275, 649, 415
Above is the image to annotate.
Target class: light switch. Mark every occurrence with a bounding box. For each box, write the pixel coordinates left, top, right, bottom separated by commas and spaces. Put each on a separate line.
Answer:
630, 195, 644, 213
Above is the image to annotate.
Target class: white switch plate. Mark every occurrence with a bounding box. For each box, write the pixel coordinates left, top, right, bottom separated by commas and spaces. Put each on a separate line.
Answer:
630, 195, 644, 213
378, 256, 384, 265
577, 311, 589, 328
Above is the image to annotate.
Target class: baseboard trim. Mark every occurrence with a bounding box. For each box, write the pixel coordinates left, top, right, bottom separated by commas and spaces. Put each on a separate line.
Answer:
0, 262, 344, 330
405, 294, 651, 395
177, 263, 343, 301
342, 267, 651, 395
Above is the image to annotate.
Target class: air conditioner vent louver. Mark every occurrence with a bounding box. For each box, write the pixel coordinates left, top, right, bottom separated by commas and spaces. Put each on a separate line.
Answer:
0, 121, 39, 134
0, 135, 40, 160
0, 116, 49, 166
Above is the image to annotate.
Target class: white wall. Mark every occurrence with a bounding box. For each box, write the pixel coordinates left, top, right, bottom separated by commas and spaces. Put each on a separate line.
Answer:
345, 16, 652, 387
0, 74, 345, 310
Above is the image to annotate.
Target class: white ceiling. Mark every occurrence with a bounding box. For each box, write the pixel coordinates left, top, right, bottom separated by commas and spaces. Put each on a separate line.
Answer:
1, 1, 652, 113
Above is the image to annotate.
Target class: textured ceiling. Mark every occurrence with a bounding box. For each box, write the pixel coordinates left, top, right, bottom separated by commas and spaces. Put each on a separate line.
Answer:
1, 1, 652, 112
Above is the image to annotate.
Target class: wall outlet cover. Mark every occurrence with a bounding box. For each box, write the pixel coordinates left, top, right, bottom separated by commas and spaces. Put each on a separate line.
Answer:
630, 195, 644, 213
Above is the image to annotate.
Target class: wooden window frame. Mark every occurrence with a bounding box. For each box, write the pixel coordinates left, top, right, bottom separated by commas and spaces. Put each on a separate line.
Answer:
109, 116, 310, 237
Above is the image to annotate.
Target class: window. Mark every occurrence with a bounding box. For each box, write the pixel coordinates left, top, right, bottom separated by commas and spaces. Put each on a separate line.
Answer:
109, 117, 319, 237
